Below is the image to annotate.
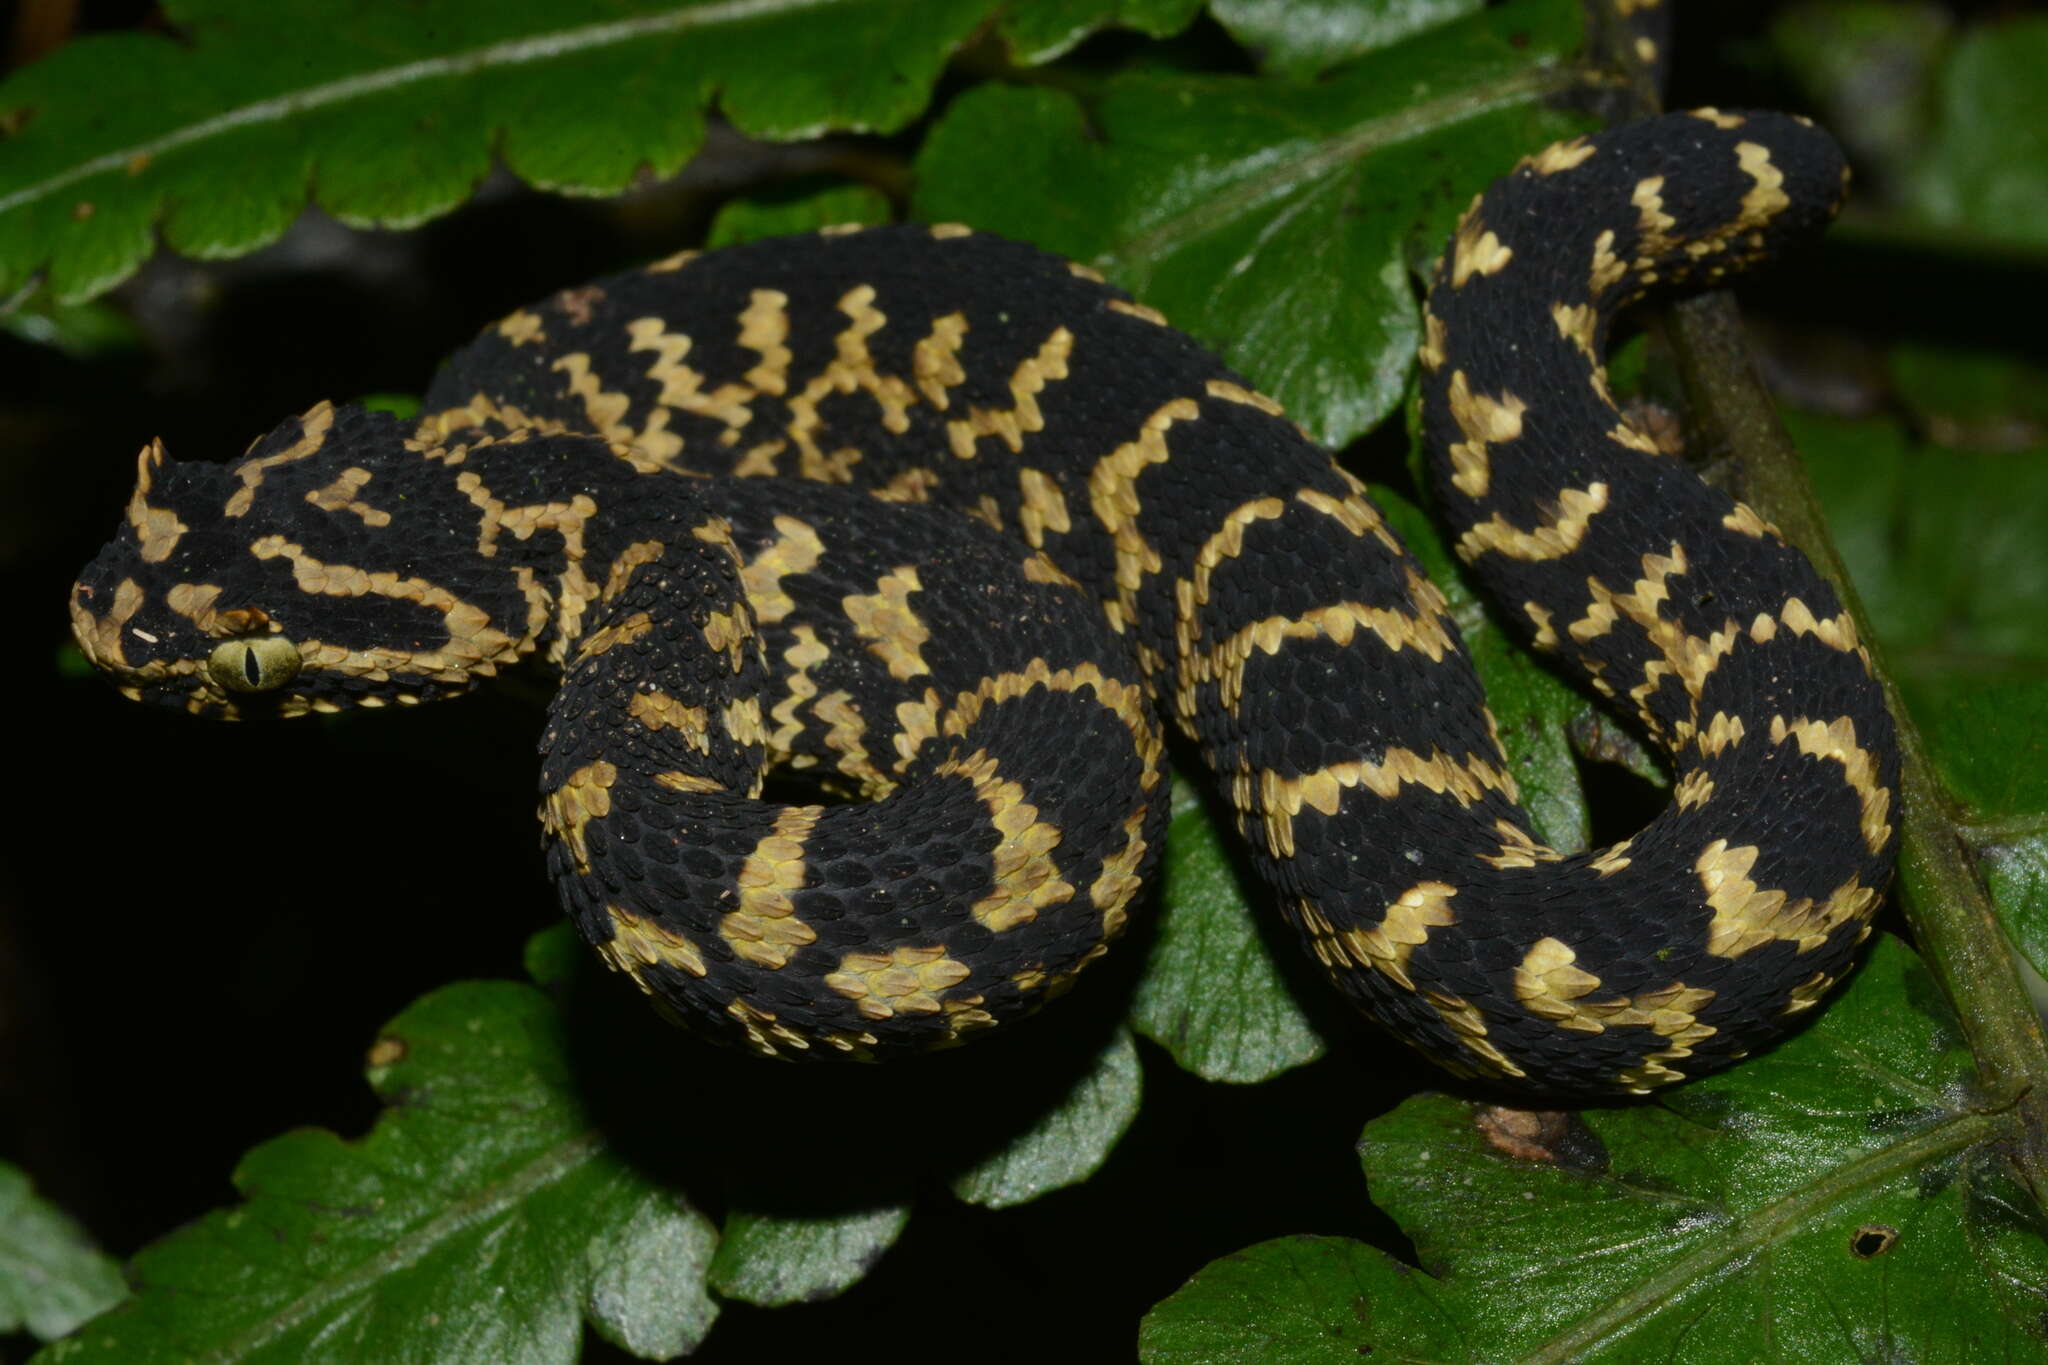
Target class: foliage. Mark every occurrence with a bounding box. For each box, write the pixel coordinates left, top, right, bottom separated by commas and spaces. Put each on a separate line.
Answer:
1771, 1, 2048, 254
1142, 937, 2047, 1362
38, 984, 721, 1362
8, 1, 2048, 1361
0, 1165, 124, 1344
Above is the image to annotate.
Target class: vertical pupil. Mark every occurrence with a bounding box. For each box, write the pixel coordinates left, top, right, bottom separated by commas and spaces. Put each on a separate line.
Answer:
243, 647, 262, 685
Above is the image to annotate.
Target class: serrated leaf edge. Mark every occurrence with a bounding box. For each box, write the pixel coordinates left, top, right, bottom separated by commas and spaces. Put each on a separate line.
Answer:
192, 1129, 606, 1360
0, 0, 854, 226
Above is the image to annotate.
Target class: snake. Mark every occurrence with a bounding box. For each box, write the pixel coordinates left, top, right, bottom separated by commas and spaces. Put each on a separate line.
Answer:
69, 109, 1898, 1096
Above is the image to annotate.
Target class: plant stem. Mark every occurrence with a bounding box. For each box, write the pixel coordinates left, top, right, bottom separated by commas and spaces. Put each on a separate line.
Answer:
1666, 293, 2048, 1195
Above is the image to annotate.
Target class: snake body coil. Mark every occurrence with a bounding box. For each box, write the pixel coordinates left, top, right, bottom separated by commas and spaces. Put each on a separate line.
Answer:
71, 110, 1897, 1095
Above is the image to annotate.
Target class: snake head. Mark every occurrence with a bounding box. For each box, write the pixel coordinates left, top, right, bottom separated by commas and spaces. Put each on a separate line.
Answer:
70, 401, 530, 718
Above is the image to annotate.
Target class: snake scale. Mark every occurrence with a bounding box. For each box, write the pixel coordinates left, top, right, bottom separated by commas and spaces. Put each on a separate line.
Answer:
70, 110, 1898, 1096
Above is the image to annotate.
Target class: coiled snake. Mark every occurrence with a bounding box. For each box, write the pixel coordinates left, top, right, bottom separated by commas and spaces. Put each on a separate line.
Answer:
70, 110, 1898, 1096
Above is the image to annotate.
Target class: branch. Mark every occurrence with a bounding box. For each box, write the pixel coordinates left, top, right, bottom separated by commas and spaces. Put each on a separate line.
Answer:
1588, 0, 2048, 1196
1666, 296, 2048, 1195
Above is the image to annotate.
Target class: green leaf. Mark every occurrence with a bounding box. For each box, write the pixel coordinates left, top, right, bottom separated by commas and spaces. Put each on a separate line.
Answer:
913, 0, 1596, 447
1774, 5, 2048, 257
1909, 17, 2048, 252
995, 0, 1206, 66
1907, 676, 2048, 822
949, 1027, 1142, 1208
1130, 777, 1327, 1083
522, 921, 582, 990
354, 393, 422, 421
1792, 404, 2048, 664
0, 0, 1002, 304
37, 983, 717, 1364
706, 180, 892, 248
1910, 667, 2048, 983
1143, 937, 2048, 1362
707, 1204, 912, 1307
1768, 1, 1952, 174
1987, 837, 2048, 993
1143, 1235, 1459, 1363
0, 1162, 126, 1343
0, 296, 141, 358
1212, 0, 1487, 79
1792, 400, 2048, 980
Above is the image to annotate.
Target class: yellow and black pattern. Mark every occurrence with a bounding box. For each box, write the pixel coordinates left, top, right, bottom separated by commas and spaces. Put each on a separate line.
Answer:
70, 110, 1895, 1094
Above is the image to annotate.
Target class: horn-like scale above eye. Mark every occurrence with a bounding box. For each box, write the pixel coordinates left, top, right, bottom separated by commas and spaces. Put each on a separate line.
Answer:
206, 635, 302, 694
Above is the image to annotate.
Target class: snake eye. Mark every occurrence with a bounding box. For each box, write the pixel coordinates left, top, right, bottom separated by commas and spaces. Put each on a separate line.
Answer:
206, 635, 302, 694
